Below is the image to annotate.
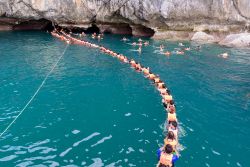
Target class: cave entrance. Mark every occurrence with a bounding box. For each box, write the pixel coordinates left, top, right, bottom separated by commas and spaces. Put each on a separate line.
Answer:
85, 24, 100, 34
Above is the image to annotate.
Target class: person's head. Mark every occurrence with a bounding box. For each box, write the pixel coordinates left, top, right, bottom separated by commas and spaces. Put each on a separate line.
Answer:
171, 121, 178, 129
169, 109, 175, 114
169, 100, 174, 105
166, 90, 171, 94
167, 131, 175, 140
164, 144, 173, 154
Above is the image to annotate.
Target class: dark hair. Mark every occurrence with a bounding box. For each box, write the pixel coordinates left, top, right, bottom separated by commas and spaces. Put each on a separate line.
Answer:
167, 131, 175, 140
167, 90, 171, 94
164, 144, 173, 154
169, 109, 175, 114
163, 102, 168, 108
171, 121, 178, 128
169, 100, 174, 105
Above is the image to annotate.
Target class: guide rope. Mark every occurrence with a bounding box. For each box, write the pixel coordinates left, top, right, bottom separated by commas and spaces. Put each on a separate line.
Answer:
0, 44, 69, 138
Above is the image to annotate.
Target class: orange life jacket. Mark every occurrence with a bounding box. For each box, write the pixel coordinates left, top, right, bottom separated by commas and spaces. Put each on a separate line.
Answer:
164, 95, 173, 102
168, 113, 177, 121
160, 152, 173, 167
164, 138, 177, 149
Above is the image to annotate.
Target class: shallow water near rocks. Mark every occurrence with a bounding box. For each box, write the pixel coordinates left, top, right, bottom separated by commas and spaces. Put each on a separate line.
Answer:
0, 31, 249, 167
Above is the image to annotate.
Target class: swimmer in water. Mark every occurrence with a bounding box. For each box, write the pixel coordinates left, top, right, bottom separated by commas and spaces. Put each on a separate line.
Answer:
160, 44, 164, 52
122, 37, 128, 42
184, 47, 190, 51
164, 51, 171, 56
219, 52, 229, 59
168, 107, 177, 124
147, 73, 156, 80
80, 32, 86, 37
138, 42, 143, 47
142, 67, 150, 75
130, 59, 137, 68
157, 144, 179, 167
162, 90, 173, 103
168, 121, 178, 140
137, 47, 142, 53
178, 42, 184, 46
144, 41, 149, 46
176, 50, 184, 55
195, 45, 201, 51
164, 131, 178, 152
97, 34, 101, 40
138, 38, 143, 42
167, 100, 176, 113
132, 42, 137, 46
153, 76, 161, 84
92, 33, 96, 39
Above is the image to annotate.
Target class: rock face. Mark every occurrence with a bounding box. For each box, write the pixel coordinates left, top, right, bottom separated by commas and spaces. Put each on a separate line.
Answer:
0, 0, 250, 46
219, 33, 250, 47
191, 32, 216, 43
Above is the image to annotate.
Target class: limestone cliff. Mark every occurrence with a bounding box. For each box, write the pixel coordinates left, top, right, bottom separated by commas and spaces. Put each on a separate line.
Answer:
0, 0, 250, 45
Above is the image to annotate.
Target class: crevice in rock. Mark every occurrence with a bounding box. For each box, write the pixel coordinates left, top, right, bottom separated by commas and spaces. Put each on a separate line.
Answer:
131, 25, 155, 37
98, 23, 132, 35
85, 24, 100, 34
232, 0, 250, 20
12, 18, 52, 31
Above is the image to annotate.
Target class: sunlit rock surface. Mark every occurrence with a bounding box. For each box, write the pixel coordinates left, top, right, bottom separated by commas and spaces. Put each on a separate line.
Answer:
0, 0, 250, 47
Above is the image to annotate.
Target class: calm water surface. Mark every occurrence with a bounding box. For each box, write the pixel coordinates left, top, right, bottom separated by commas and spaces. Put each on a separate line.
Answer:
0, 31, 249, 167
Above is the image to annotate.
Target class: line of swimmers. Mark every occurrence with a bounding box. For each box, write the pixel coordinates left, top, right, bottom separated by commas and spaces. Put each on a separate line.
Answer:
51, 30, 99, 49
51, 29, 180, 167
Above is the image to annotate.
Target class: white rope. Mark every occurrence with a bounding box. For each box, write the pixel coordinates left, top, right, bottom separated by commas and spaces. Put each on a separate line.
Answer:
0, 44, 69, 138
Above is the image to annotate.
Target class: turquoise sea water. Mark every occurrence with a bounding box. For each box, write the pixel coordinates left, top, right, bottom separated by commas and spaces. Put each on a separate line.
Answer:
0, 31, 249, 167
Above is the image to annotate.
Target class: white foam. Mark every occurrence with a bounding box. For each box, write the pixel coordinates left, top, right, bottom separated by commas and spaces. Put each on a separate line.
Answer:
72, 130, 80, 135
125, 113, 131, 117
91, 135, 112, 147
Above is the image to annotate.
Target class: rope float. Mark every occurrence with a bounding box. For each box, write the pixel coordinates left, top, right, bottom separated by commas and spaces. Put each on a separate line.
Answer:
53, 29, 180, 166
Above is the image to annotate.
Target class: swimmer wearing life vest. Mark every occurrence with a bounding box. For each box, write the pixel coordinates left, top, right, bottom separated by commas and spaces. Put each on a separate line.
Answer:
142, 67, 150, 75
157, 82, 165, 89
157, 144, 179, 167
147, 73, 156, 80
184, 47, 190, 51
130, 59, 137, 68
162, 90, 173, 103
168, 108, 177, 124
164, 131, 178, 152
168, 121, 178, 140
167, 100, 176, 113
138, 38, 143, 42
134, 63, 142, 71
153, 76, 161, 84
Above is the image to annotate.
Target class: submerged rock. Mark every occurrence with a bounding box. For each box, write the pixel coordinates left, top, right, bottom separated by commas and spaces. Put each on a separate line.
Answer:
219, 33, 250, 48
191, 32, 216, 43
